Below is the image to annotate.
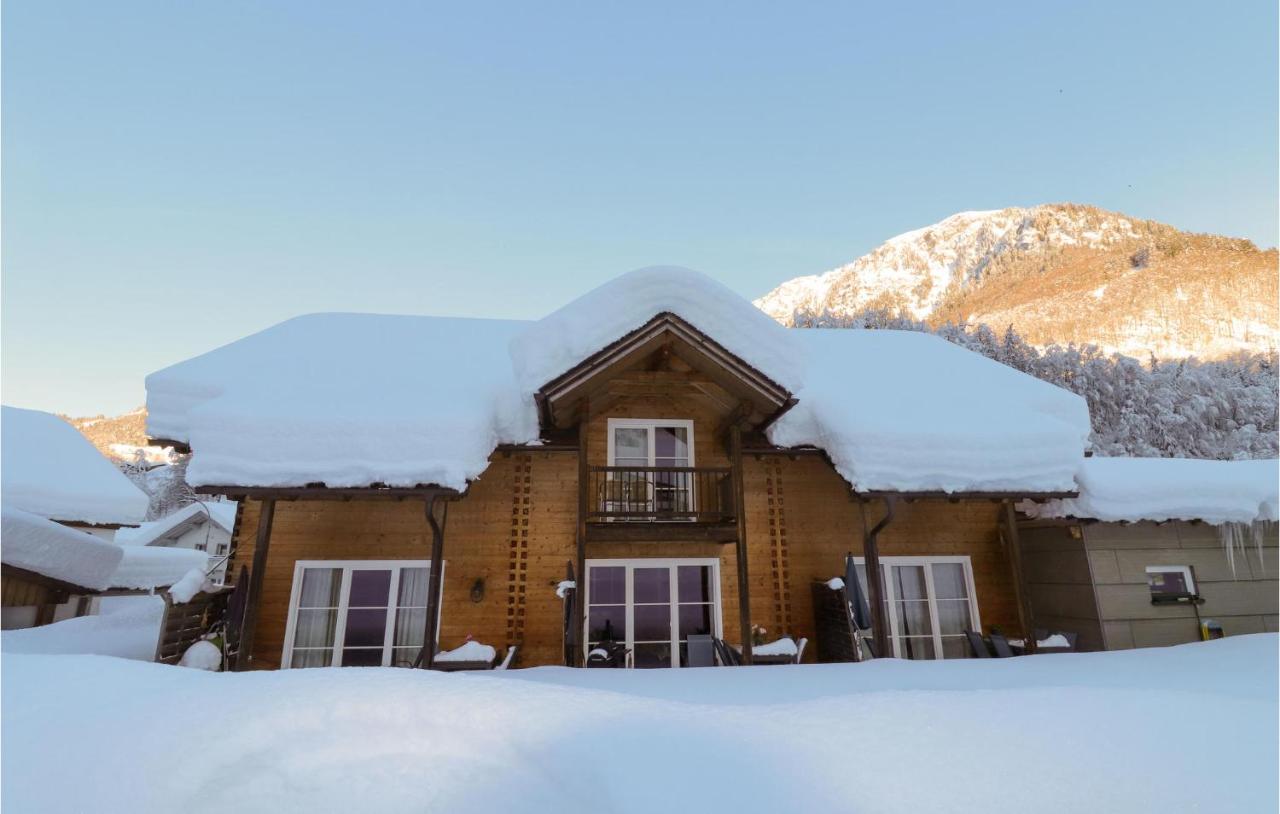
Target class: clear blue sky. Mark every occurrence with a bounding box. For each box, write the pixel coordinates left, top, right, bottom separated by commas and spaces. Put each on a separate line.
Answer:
4, 1, 1277, 416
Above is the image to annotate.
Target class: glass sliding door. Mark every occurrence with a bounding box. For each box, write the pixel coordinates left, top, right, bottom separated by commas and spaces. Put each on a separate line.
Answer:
283, 560, 437, 668
853, 556, 980, 660
585, 558, 721, 668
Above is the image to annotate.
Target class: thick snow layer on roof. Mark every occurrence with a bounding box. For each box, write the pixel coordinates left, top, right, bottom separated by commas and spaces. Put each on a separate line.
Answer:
511, 266, 804, 394
115, 501, 238, 547
769, 330, 1090, 492
1, 506, 123, 590
1, 596, 163, 660
111, 546, 210, 590
1, 406, 149, 526
3, 636, 1276, 813
1025, 457, 1280, 525
147, 314, 537, 490
147, 268, 1087, 493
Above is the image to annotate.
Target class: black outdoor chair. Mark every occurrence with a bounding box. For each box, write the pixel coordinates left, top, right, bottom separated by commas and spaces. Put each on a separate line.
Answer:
586, 640, 628, 668
989, 633, 1017, 658
713, 637, 742, 666
965, 630, 992, 658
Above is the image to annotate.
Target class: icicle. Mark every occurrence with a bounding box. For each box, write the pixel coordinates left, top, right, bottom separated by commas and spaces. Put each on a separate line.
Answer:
1218, 520, 1277, 578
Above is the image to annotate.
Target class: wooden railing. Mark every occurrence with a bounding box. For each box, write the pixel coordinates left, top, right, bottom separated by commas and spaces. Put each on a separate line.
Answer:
586, 465, 734, 523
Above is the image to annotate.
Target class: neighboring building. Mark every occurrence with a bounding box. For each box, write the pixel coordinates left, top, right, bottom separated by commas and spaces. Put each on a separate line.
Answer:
1018, 457, 1278, 650
116, 501, 238, 583
1, 405, 150, 541
1, 505, 207, 631
146, 266, 1099, 671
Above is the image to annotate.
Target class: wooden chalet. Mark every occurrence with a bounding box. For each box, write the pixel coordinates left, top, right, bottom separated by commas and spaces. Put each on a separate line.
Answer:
146, 267, 1090, 670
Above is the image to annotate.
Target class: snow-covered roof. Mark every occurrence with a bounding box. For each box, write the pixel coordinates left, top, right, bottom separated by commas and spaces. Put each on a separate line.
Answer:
769, 330, 1090, 493
115, 501, 238, 547
1, 506, 124, 590
1, 406, 150, 526
110, 547, 210, 591
2, 505, 210, 591
146, 266, 1090, 494
1024, 457, 1280, 525
512, 266, 804, 394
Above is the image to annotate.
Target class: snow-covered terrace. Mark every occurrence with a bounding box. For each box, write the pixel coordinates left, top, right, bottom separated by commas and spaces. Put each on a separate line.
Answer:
146, 266, 1091, 495
1, 405, 150, 526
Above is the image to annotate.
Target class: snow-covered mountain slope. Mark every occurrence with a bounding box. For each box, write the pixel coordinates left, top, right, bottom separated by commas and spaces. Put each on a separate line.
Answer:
756, 204, 1278, 359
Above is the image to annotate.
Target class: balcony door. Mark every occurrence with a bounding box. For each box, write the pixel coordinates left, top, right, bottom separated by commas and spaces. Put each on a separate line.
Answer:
606, 419, 695, 517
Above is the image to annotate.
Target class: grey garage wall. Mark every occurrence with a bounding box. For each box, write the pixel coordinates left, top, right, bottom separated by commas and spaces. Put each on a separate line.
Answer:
1083, 521, 1278, 649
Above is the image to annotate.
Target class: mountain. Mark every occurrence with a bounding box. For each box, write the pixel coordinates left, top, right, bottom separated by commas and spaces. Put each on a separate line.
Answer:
756, 204, 1278, 359
65, 407, 175, 465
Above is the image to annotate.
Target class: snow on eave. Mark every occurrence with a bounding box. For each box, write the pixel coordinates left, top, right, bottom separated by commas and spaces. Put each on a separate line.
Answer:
1, 507, 125, 591
1023, 457, 1280, 526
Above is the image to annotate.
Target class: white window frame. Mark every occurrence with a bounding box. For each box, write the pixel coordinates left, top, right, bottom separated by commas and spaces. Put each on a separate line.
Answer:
281, 559, 443, 669
1145, 565, 1197, 596
605, 418, 696, 467
854, 555, 981, 660
584, 557, 722, 668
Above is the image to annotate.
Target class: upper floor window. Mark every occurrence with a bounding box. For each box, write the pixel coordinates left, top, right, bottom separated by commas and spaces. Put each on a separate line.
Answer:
607, 418, 694, 468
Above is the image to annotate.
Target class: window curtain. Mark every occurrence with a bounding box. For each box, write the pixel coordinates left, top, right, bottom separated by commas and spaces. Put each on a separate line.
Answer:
291, 567, 342, 668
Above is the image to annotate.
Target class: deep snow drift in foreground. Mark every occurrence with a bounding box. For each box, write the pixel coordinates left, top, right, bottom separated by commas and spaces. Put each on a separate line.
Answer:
4, 636, 1276, 814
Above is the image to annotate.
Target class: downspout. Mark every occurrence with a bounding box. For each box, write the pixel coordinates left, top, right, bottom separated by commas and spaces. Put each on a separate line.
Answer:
416, 494, 450, 669
862, 495, 895, 658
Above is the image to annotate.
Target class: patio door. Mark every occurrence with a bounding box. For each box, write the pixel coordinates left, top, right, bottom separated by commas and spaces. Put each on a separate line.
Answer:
584, 558, 720, 668
606, 419, 695, 517
853, 556, 980, 660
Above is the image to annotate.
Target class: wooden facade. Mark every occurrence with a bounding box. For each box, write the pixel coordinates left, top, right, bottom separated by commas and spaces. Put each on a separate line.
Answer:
222, 455, 1026, 669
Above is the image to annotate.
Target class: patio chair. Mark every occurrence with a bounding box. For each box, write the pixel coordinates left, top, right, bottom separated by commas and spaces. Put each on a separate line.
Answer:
989, 633, 1017, 658
713, 637, 742, 666
965, 630, 992, 658
586, 640, 628, 668
686, 634, 716, 667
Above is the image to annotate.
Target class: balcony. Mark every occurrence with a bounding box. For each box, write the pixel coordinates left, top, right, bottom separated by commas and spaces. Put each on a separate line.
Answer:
584, 465, 738, 543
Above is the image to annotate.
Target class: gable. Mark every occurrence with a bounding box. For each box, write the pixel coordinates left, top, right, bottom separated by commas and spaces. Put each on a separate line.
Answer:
536, 313, 795, 432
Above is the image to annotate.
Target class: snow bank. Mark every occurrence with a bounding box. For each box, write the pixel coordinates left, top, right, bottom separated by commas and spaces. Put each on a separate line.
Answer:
115, 500, 238, 547
1, 596, 163, 660
770, 330, 1090, 492
1026, 457, 1280, 524
112, 547, 210, 591
511, 266, 805, 394
1, 406, 149, 526
178, 640, 222, 671
2, 636, 1275, 814
146, 267, 1088, 494
0, 506, 123, 590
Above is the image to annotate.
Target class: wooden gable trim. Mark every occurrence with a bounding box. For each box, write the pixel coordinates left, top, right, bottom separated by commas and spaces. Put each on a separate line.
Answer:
536, 312, 795, 432
196, 484, 463, 501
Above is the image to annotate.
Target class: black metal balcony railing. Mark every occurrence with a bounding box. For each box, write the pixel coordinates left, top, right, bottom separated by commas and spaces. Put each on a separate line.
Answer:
587, 466, 734, 523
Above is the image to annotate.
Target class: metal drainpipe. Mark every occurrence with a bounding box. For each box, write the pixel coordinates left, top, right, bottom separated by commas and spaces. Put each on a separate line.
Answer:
863, 496, 896, 658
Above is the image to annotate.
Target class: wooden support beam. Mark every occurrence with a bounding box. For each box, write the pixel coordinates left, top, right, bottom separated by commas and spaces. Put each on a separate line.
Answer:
417, 496, 449, 669
574, 406, 589, 667
1002, 500, 1037, 654
234, 497, 275, 671
729, 425, 753, 665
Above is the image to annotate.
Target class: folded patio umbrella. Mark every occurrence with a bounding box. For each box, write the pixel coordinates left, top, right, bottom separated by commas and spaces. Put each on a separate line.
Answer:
844, 554, 872, 632
562, 562, 578, 667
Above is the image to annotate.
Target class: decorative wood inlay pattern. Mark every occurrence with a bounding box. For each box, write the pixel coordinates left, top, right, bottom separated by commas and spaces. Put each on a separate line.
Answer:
766, 460, 792, 634
507, 455, 533, 645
